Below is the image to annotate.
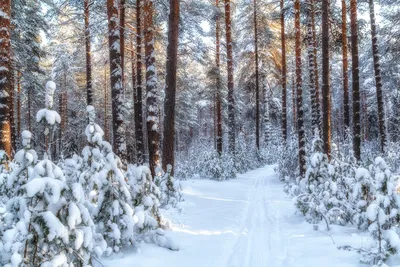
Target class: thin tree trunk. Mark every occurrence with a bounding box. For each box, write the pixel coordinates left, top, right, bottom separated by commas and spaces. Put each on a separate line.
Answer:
254, 0, 260, 150
144, 0, 160, 177
104, 65, 109, 142
130, 34, 136, 161
120, 0, 126, 93
28, 87, 32, 132
84, 0, 93, 106
215, 0, 223, 155
280, 0, 287, 141
162, 0, 180, 174
9, 64, 15, 153
322, 0, 331, 158
368, 0, 386, 152
311, 0, 320, 131
295, 0, 306, 176
135, 0, 145, 164
107, 0, 126, 161
342, 0, 350, 131
0, 0, 12, 159
292, 74, 296, 130
17, 71, 21, 146
224, 0, 235, 154
350, 0, 361, 160
307, 0, 318, 133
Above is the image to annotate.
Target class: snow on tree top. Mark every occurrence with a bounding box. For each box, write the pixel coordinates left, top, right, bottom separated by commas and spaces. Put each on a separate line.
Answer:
21, 130, 32, 139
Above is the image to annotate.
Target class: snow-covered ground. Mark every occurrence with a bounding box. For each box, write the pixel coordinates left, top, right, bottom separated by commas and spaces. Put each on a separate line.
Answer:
101, 165, 400, 267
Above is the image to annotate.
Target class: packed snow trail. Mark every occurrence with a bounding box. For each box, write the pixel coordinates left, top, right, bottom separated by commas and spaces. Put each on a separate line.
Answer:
102, 165, 367, 267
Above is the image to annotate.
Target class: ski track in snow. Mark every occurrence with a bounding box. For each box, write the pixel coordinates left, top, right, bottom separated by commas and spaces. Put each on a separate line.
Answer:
102, 165, 386, 267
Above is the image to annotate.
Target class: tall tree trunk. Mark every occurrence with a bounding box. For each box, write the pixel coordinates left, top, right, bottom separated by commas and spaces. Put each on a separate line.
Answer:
311, 0, 320, 130
107, 0, 127, 161
307, 0, 318, 133
253, 0, 260, 150
264, 84, 270, 145
104, 65, 109, 142
130, 34, 136, 161
350, 0, 361, 160
17, 71, 21, 147
135, 0, 145, 164
280, 0, 287, 141
292, 74, 296, 130
322, 0, 331, 157
295, 0, 306, 176
162, 0, 180, 174
342, 0, 350, 131
120, 0, 126, 93
84, 0, 93, 106
215, 0, 223, 155
144, 0, 160, 177
368, 0, 386, 152
0, 0, 12, 159
9, 64, 15, 153
224, 0, 235, 153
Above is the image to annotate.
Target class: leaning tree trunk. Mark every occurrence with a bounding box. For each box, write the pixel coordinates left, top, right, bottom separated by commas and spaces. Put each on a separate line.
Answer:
144, 0, 160, 177
253, 0, 260, 150
84, 0, 93, 106
215, 0, 223, 155
135, 0, 145, 164
368, 0, 386, 153
0, 0, 12, 159
106, 0, 126, 161
162, 0, 180, 174
307, 0, 318, 133
280, 0, 287, 142
342, 0, 350, 131
350, 0, 361, 160
322, 0, 331, 158
295, 0, 306, 176
224, 0, 235, 154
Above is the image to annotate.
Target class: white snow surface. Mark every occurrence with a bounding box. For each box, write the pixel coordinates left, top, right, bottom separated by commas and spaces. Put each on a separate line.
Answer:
101, 165, 400, 267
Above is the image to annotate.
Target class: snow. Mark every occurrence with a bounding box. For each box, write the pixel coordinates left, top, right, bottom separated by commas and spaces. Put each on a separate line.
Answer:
101, 165, 377, 267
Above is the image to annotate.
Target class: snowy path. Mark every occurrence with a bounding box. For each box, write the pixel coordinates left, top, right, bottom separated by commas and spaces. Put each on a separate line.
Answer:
103, 165, 370, 267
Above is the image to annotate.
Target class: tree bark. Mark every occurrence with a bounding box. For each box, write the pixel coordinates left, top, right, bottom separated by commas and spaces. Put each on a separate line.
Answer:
107, 0, 127, 160
342, 0, 350, 131
295, 0, 306, 176
307, 0, 318, 133
162, 0, 180, 174
135, 0, 145, 164
253, 0, 260, 150
322, 0, 331, 158
350, 0, 361, 160
368, 0, 386, 152
280, 0, 287, 142
0, 0, 12, 159
144, 0, 160, 177
120, 0, 126, 93
311, 0, 320, 131
224, 0, 235, 154
84, 0, 93, 106
17, 71, 21, 147
215, 0, 223, 155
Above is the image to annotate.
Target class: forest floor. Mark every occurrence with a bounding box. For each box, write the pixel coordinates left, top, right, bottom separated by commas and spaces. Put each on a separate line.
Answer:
101, 165, 400, 267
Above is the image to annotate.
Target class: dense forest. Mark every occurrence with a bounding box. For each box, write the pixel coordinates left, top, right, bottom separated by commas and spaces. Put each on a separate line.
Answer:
1, 0, 400, 266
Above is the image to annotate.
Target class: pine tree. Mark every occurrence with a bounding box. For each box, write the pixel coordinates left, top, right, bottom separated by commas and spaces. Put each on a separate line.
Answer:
162, 0, 180, 174
280, 0, 287, 142
321, 0, 331, 157
106, 0, 126, 161
144, 0, 161, 177
0, 0, 12, 159
84, 0, 93, 106
368, 0, 387, 153
350, 0, 361, 161
294, 0, 306, 176
341, 0, 350, 131
224, 0, 236, 154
